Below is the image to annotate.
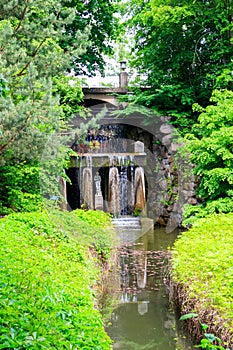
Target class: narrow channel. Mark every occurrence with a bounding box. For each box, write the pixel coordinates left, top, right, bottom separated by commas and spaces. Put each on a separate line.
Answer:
104, 227, 194, 350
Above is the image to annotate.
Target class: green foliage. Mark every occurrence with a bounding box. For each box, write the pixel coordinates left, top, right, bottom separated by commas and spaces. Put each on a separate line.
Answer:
0, 0, 88, 162
72, 208, 112, 228
124, 0, 233, 129
180, 314, 228, 350
53, 75, 83, 120
65, 0, 120, 75
196, 335, 225, 350
183, 89, 233, 223
0, 163, 42, 213
49, 209, 117, 260
172, 213, 233, 334
0, 211, 115, 349
183, 198, 233, 226
0, 1, 85, 210
0, 75, 9, 98
179, 313, 198, 321
0, 1, 114, 211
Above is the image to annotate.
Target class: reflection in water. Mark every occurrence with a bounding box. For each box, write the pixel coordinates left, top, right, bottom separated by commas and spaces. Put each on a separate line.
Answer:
105, 228, 193, 350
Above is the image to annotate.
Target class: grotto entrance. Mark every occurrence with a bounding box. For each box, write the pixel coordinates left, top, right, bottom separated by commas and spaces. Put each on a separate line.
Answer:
66, 101, 196, 230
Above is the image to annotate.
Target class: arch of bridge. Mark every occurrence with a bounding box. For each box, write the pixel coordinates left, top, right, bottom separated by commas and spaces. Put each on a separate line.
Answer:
82, 87, 128, 107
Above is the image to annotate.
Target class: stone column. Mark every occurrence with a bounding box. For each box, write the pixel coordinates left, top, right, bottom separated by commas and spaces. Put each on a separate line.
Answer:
119, 60, 128, 88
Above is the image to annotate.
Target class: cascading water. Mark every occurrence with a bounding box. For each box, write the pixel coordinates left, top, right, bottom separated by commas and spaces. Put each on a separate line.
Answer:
108, 156, 146, 217
82, 156, 93, 209
82, 168, 93, 209
134, 167, 146, 215
129, 156, 135, 213
108, 167, 120, 216
118, 165, 128, 215
118, 156, 134, 216
66, 136, 147, 218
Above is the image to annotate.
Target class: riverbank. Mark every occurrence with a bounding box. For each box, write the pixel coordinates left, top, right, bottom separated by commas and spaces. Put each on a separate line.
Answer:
171, 213, 233, 348
0, 210, 117, 349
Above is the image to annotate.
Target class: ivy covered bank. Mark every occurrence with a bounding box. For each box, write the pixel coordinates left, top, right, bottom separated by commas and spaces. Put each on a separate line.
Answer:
171, 213, 233, 349
0, 210, 117, 349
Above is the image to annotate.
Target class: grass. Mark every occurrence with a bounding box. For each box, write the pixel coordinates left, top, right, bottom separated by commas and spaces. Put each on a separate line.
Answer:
0, 210, 116, 349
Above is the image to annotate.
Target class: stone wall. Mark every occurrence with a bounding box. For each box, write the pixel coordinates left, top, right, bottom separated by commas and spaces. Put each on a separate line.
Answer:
68, 118, 197, 228
122, 121, 197, 229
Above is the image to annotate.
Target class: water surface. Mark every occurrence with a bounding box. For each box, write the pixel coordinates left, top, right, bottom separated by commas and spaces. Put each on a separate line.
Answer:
105, 227, 193, 350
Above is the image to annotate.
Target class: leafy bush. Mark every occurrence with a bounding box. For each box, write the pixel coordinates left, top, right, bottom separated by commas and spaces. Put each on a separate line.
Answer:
181, 89, 233, 224
0, 211, 114, 349
183, 198, 233, 226
0, 163, 42, 213
186, 89, 233, 201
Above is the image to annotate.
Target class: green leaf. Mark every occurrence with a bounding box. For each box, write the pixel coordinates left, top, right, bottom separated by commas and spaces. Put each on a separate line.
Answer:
179, 313, 198, 321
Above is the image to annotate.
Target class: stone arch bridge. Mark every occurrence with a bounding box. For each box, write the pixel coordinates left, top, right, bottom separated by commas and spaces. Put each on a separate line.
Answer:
82, 87, 127, 108
76, 86, 161, 142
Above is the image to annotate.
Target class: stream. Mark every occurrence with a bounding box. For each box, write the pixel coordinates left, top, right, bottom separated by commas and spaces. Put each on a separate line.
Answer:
104, 227, 194, 350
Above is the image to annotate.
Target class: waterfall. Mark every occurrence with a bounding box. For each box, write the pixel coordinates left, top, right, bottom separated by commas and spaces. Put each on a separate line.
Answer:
129, 155, 135, 214
66, 146, 148, 218
108, 155, 136, 216
134, 167, 146, 215
118, 156, 129, 216
82, 156, 93, 209
108, 158, 146, 217
82, 168, 93, 209
108, 167, 120, 216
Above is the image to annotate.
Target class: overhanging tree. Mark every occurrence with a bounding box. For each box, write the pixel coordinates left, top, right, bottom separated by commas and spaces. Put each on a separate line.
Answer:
125, 0, 233, 131
64, 0, 120, 76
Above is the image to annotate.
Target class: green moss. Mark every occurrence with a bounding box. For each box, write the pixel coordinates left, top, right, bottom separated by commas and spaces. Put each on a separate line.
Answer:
172, 213, 233, 328
0, 210, 115, 349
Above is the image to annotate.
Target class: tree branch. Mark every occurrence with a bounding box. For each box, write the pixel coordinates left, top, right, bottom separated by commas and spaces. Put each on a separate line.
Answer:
14, 1, 29, 33
13, 39, 47, 77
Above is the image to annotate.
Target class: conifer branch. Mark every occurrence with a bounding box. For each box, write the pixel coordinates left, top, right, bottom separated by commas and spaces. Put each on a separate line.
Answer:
14, 1, 29, 33
13, 39, 47, 77
0, 114, 31, 153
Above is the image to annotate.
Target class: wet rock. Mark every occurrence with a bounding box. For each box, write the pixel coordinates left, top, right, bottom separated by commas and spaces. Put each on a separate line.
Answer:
168, 155, 174, 163
159, 179, 168, 191
162, 208, 170, 217
183, 190, 195, 198
162, 134, 172, 146
156, 216, 167, 226
171, 142, 180, 152
172, 186, 179, 194
173, 202, 183, 212
183, 182, 195, 191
